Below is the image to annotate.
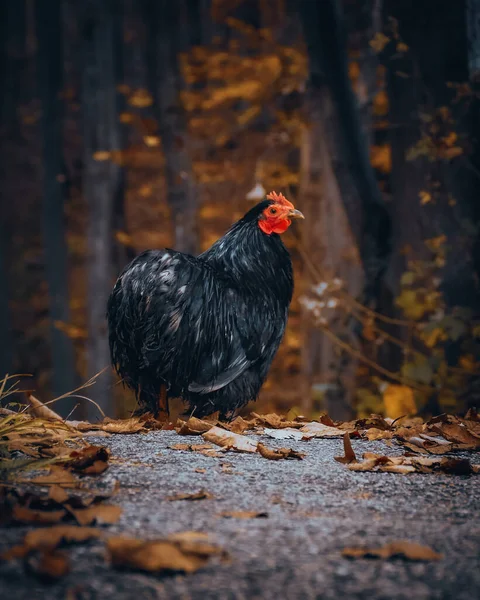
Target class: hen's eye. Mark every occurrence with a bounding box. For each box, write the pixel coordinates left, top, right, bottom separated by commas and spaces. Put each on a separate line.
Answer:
269, 207, 277, 215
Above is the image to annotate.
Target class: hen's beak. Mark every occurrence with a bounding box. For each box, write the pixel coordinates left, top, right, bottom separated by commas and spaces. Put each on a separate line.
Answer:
288, 208, 305, 220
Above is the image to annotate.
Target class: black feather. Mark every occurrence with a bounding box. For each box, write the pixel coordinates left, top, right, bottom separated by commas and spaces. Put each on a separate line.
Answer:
107, 199, 294, 419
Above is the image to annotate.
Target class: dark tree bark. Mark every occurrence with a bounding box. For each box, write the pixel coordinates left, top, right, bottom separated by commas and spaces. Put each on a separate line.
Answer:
384, 0, 479, 308
82, 0, 123, 418
0, 224, 11, 380
35, 0, 77, 411
0, 1, 12, 380
296, 0, 389, 418
467, 0, 480, 82
144, 0, 198, 255
298, 0, 391, 307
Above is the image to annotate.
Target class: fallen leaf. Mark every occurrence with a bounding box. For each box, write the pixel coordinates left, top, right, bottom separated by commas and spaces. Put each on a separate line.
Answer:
26, 395, 63, 422
344, 453, 479, 475
175, 417, 215, 435
221, 416, 254, 434
170, 443, 191, 450
26, 550, 70, 582
220, 511, 268, 519
167, 490, 213, 501
28, 467, 79, 487
263, 427, 304, 441
299, 422, 345, 438
427, 416, 480, 448
1, 526, 102, 560
203, 426, 257, 453
68, 504, 123, 526
251, 412, 303, 429
364, 428, 394, 441
48, 485, 69, 504
67, 445, 109, 473
12, 505, 67, 525
342, 541, 443, 561
107, 535, 224, 573
256, 443, 305, 460
334, 433, 357, 464
170, 442, 223, 457
195, 468, 206, 474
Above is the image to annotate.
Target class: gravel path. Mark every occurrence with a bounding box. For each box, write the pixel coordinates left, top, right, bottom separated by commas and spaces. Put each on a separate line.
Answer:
1, 430, 479, 599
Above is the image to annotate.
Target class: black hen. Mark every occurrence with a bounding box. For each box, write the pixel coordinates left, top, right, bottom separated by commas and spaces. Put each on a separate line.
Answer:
107, 192, 304, 419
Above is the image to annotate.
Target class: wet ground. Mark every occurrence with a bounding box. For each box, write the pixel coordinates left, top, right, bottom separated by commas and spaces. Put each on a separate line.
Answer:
0, 430, 479, 599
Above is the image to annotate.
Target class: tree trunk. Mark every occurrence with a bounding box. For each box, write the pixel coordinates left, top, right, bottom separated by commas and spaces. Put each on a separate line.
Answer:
144, 0, 198, 255
297, 0, 387, 418
35, 0, 77, 411
384, 0, 479, 308
298, 0, 391, 306
82, 0, 123, 418
467, 0, 480, 82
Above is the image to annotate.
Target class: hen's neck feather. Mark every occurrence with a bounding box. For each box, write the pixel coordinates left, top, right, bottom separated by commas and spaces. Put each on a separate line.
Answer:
199, 217, 293, 304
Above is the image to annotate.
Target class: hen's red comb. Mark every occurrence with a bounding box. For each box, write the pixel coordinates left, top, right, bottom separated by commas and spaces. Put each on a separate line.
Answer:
266, 191, 294, 209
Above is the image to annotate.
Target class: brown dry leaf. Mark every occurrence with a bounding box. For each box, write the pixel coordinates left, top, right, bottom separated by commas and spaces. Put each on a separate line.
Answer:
365, 428, 394, 441
203, 426, 257, 453
170, 442, 223, 457
107, 535, 223, 574
69, 505, 123, 526
73, 416, 159, 434
379, 464, 416, 474
334, 433, 357, 464
175, 417, 215, 435
220, 511, 268, 519
48, 485, 69, 504
27, 395, 63, 422
170, 443, 191, 450
354, 415, 391, 431
250, 412, 303, 429
167, 490, 213, 501
26, 550, 70, 582
221, 416, 254, 434
427, 415, 480, 448
257, 443, 305, 461
24, 526, 102, 551
343, 541, 443, 561
2, 526, 102, 560
67, 445, 109, 473
345, 453, 478, 475
195, 468, 206, 474
28, 466, 79, 487
299, 422, 345, 438
12, 505, 67, 525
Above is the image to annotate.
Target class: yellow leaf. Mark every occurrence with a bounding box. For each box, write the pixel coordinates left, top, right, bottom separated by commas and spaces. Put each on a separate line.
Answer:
396, 42, 409, 52
373, 90, 389, 116
424, 235, 446, 251
422, 327, 445, 348
419, 191, 432, 205
369, 32, 390, 53
119, 112, 134, 124
115, 231, 133, 246
459, 354, 476, 371
128, 89, 153, 108
395, 290, 426, 320
143, 135, 160, 147
53, 321, 87, 340
93, 151, 111, 161
370, 145, 391, 174
383, 384, 416, 419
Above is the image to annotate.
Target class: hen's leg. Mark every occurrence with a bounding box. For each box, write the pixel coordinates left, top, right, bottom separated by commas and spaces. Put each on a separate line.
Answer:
158, 385, 169, 420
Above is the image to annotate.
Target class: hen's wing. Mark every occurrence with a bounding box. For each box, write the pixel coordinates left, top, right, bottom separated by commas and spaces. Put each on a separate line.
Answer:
107, 249, 281, 395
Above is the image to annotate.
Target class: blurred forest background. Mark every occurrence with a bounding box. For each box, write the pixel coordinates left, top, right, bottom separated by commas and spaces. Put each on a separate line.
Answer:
0, 0, 479, 421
